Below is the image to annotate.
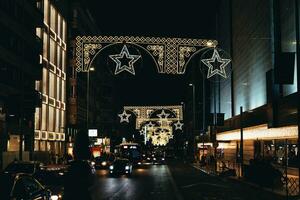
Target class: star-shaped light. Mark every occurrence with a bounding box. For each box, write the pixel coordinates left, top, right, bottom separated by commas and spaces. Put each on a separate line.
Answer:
147, 121, 155, 128
201, 48, 231, 79
140, 128, 146, 135
157, 110, 170, 119
109, 45, 141, 75
118, 110, 131, 123
174, 121, 184, 130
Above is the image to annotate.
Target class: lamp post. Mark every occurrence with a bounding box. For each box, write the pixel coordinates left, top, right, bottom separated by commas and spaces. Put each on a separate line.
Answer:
86, 67, 95, 129
189, 83, 196, 161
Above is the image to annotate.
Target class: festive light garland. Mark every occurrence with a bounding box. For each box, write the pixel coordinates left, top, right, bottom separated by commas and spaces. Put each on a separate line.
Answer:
109, 45, 141, 75
118, 110, 131, 123
201, 48, 231, 79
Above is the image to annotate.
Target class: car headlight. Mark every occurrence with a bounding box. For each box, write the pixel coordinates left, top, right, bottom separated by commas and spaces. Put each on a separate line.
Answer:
125, 166, 130, 170
50, 195, 59, 200
109, 165, 114, 170
101, 161, 107, 166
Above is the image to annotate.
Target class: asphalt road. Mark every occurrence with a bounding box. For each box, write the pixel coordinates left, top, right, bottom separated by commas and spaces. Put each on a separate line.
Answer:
88, 161, 286, 200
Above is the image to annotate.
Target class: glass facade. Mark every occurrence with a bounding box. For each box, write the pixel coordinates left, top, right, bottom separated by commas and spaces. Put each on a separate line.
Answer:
34, 0, 67, 155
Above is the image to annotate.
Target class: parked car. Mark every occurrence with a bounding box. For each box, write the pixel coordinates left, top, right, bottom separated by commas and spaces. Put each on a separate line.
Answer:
4, 161, 44, 175
0, 172, 53, 200
34, 166, 66, 200
94, 153, 115, 169
109, 158, 133, 176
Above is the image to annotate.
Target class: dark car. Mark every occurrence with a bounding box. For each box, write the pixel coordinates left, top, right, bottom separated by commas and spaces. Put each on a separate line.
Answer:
0, 172, 52, 200
94, 153, 115, 169
109, 158, 133, 176
34, 166, 66, 200
4, 161, 44, 175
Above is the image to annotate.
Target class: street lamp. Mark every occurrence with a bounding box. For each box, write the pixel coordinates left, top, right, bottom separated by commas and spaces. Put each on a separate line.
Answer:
189, 83, 196, 161
87, 66, 95, 128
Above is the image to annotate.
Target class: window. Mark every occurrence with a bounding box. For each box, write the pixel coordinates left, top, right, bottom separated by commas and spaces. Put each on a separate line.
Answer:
41, 104, 47, 131
56, 77, 61, 100
49, 72, 55, 98
44, 0, 49, 25
55, 109, 60, 132
50, 5, 56, 31
57, 46, 61, 69
43, 33, 48, 59
62, 50, 66, 72
60, 110, 65, 133
42, 68, 48, 94
35, 108, 41, 130
62, 20, 66, 42
49, 38, 56, 65
57, 14, 61, 38
62, 80, 66, 102
48, 106, 54, 132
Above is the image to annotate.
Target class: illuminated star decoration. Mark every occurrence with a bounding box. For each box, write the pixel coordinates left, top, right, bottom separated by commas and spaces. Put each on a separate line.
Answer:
147, 121, 155, 128
118, 110, 131, 123
201, 48, 231, 79
109, 45, 141, 75
157, 110, 170, 119
174, 121, 184, 130
140, 128, 146, 135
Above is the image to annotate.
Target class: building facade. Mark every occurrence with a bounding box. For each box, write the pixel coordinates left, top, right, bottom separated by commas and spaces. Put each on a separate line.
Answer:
66, 0, 114, 155
211, 0, 299, 191
0, 0, 43, 168
34, 0, 67, 157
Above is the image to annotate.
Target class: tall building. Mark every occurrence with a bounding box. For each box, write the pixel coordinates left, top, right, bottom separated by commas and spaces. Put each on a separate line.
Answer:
66, 0, 114, 155
212, 0, 298, 182
34, 0, 67, 157
0, 0, 43, 168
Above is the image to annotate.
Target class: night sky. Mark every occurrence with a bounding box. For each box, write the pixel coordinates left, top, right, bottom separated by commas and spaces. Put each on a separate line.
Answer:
87, 0, 217, 107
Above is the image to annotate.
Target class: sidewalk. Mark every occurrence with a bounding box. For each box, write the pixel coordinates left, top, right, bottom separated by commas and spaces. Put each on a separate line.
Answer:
191, 163, 300, 200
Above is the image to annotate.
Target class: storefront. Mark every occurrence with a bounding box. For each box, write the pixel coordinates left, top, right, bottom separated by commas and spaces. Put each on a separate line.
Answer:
216, 124, 298, 173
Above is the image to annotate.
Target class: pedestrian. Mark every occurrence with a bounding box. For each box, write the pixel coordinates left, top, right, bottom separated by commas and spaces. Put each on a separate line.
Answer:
63, 129, 95, 200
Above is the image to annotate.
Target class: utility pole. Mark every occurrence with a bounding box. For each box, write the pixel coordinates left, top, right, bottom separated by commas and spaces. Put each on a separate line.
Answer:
240, 106, 244, 177
294, 0, 300, 194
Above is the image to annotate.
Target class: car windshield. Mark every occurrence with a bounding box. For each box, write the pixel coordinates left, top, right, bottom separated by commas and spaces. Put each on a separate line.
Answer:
0, 174, 14, 199
5, 163, 35, 174
114, 160, 128, 165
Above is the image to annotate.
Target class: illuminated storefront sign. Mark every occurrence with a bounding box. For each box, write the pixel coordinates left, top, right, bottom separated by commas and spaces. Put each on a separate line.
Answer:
217, 124, 298, 141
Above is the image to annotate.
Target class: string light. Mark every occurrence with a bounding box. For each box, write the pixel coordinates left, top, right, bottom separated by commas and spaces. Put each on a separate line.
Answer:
109, 45, 141, 75
201, 48, 231, 79
75, 36, 217, 74
118, 110, 131, 123
174, 121, 184, 130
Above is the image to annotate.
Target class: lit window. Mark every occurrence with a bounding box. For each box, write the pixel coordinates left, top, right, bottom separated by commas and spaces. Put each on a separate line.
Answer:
41, 104, 47, 131
50, 38, 56, 65
50, 5, 56, 31
43, 33, 48, 58
42, 68, 48, 95
44, 0, 49, 25
49, 72, 56, 98
48, 106, 55, 132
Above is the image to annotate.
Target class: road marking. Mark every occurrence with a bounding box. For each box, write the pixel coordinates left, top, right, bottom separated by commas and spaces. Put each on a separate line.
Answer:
166, 166, 184, 200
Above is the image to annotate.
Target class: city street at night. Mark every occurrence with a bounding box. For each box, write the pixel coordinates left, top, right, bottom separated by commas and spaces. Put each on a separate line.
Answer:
0, 0, 300, 199
87, 161, 285, 200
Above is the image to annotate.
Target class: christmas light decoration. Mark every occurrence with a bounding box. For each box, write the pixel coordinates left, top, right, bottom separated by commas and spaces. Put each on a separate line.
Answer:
157, 110, 170, 119
109, 45, 141, 75
118, 110, 131, 123
174, 121, 184, 130
201, 48, 231, 79
75, 36, 217, 74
